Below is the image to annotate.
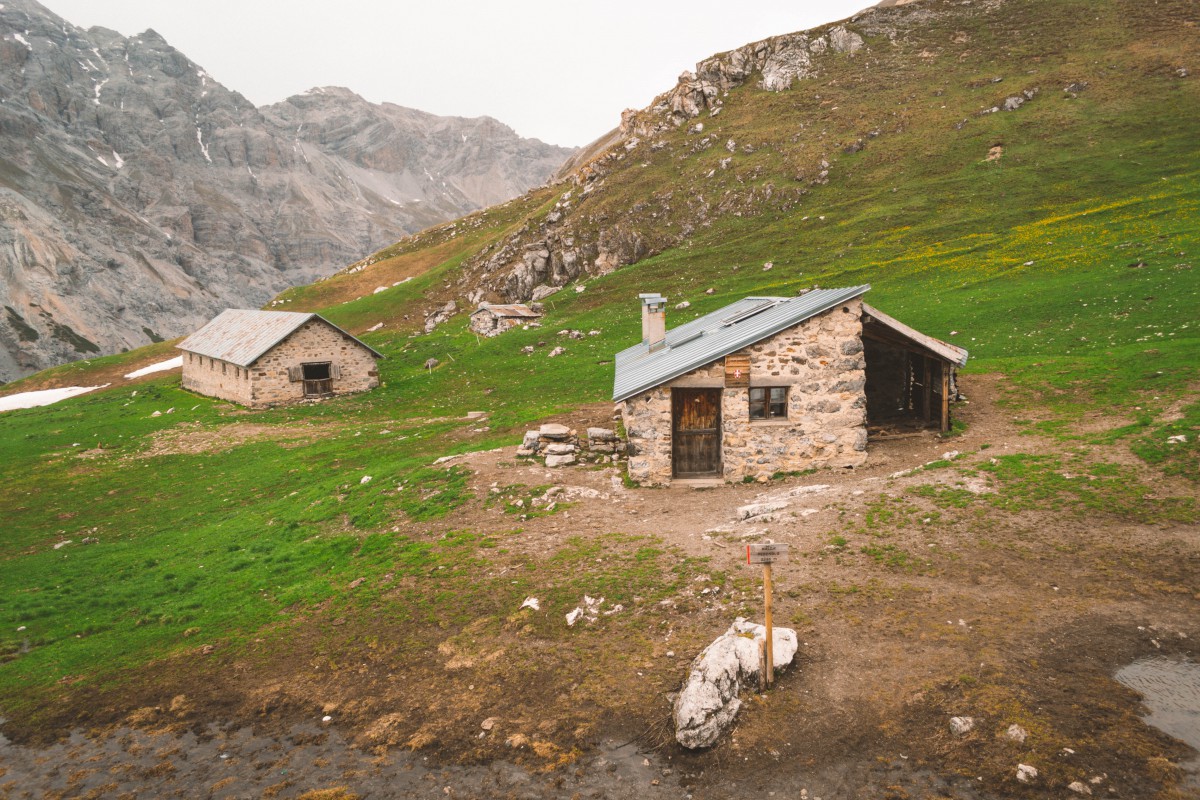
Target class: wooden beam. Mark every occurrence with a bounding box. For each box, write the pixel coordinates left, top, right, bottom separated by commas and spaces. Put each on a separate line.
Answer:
940, 363, 951, 432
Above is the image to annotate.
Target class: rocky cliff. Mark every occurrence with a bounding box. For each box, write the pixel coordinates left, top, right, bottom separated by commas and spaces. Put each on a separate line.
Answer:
452, 21, 867, 308
0, 0, 573, 381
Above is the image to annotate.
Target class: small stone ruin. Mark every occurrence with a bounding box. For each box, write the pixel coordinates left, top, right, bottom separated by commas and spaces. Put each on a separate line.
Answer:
516, 424, 625, 467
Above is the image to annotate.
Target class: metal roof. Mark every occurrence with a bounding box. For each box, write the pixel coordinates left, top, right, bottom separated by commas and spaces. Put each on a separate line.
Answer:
471, 303, 542, 318
612, 286, 870, 402
176, 309, 383, 367
862, 302, 969, 367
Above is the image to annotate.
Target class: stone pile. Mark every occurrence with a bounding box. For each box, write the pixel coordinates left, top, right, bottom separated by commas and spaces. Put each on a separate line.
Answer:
516, 424, 625, 468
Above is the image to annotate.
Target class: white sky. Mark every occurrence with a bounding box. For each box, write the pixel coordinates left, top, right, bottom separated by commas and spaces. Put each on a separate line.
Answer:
43, 0, 871, 147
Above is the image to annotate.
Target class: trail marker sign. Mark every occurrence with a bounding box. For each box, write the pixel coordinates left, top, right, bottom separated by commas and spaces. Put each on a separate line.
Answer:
744, 542, 788, 687
746, 543, 789, 564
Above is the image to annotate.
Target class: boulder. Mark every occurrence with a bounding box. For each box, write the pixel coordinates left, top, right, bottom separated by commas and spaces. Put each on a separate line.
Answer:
587, 427, 618, 442
545, 454, 576, 468
673, 618, 798, 749
949, 716, 975, 736
539, 424, 571, 439
522, 430, 541, 449
544, 443, 576, 456
736, 501, 790, 521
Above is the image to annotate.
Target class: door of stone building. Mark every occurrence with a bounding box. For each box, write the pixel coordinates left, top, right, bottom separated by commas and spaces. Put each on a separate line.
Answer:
672, 388, 722, 477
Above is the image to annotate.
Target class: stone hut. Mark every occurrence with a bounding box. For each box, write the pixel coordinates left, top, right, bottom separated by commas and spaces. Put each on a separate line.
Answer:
178, 309, 382, 407
613, 287, 967, 485
468, 303, 542, 337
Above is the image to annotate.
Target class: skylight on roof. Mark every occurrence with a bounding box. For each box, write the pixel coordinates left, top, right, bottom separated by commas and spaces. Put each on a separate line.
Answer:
719, 299, 780, 327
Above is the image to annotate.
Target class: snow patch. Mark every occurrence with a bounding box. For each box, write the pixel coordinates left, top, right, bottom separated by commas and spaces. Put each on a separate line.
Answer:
12, 32, 31, 50
93, 76, 109, 105
0, 385, 110, 413
123, 357, 182, 379
112, 150, 124, 169
196, 127, 212, 163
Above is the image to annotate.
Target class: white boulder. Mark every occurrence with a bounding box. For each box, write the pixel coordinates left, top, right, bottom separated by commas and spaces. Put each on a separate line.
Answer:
673, 618, 798, 749
736, 501, 790, 521
949, 716, 975, 736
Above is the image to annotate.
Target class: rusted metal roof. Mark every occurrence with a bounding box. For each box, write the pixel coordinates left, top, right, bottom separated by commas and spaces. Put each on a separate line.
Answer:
613, 286, 870, 402
176, 309, 382, 367
471, 303, 542, 319
861, 303, 968, 367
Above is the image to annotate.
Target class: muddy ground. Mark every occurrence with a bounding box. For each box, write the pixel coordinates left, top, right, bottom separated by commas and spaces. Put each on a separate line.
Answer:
1, 374, 1197, 799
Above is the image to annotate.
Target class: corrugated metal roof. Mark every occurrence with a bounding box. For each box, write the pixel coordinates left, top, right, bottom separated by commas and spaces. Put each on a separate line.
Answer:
613, 286, 870, 402
862, 302, 969, 367
176, 309, 382, 367
471, 304, 542, 318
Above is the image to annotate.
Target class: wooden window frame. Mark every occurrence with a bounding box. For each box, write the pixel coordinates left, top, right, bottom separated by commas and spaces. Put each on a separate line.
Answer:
749, 386, 788, 420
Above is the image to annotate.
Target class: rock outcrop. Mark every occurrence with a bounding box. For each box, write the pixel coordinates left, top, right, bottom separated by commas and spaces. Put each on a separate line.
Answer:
448, 19, 869, 320
673, 618, 798, 749
0, 0, 573, 381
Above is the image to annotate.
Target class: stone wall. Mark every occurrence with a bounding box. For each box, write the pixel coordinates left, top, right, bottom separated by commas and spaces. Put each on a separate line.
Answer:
182, 319, 379, 407
622, 299, 868, 485
181, 351, 254, 405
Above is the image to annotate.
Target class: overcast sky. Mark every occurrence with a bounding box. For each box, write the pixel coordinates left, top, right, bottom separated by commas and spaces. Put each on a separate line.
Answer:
43, 0, 871, 147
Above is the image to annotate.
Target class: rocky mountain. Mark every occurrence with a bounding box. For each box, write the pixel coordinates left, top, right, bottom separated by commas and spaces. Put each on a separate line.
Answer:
0, 0, 573, 382
441, 0, 1194, 314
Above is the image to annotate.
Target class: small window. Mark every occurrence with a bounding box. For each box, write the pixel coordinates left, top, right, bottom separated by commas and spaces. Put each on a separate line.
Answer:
749, 386, 788, 420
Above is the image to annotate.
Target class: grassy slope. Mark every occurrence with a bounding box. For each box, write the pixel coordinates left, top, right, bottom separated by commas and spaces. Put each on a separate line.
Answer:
0, 0, 1196, 764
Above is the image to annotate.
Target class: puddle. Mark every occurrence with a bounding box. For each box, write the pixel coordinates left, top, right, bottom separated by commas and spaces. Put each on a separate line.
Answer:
0, 721, 678, 799
1116, 655, 1200, 786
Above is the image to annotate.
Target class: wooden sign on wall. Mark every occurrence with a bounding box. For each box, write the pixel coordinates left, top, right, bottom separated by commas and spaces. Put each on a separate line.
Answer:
724, 354, 751, 388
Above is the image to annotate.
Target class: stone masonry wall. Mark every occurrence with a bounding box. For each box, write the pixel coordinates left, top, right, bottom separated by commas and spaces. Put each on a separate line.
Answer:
623, 299, 868, 485
182, 320, 379, 407
248, 320, 379, 407
181, 351, 254, 405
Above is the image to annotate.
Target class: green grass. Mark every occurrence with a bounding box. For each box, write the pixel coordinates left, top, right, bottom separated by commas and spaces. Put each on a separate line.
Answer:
0, 0, 1197, 727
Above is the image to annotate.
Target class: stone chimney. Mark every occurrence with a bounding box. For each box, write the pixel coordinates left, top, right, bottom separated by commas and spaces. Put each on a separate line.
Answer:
639, 293, 667, 352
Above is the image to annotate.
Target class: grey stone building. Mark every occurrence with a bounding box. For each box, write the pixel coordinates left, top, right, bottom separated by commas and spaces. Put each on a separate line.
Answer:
178, 309, 382, 407
613, 288, 967, 486
468, 303, 542, 337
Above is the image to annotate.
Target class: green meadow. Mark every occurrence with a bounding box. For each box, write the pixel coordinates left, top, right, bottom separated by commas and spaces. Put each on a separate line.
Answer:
0, 1, 1196, 773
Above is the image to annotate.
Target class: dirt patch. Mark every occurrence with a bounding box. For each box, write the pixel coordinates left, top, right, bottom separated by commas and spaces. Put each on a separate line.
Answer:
136, 420, 332, 458
5, 374, 1199, 799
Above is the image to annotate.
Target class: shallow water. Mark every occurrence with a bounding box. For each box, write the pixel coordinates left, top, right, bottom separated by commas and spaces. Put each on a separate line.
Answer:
0, 721, 684, 799
1115, 655, 1200, 787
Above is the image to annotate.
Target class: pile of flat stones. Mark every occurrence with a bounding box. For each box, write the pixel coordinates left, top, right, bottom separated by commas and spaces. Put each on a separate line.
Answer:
517, 424, 624, 467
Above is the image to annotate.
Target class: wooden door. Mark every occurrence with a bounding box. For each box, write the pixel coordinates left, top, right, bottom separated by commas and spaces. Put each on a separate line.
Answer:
672, 388, 722, 477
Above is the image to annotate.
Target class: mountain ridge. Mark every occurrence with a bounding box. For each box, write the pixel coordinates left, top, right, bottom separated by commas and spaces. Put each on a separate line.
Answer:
0, 0, 573, 382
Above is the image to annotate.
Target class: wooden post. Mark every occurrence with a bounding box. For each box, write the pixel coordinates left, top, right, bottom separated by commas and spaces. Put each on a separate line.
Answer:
764, 563, 774, 688
746, 543, 787, 690
940, 362, 951, 432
